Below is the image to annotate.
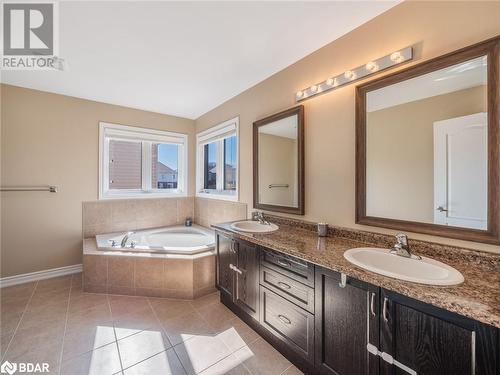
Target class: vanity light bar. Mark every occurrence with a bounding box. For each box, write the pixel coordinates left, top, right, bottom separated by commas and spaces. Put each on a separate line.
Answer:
295, 47, 413, 102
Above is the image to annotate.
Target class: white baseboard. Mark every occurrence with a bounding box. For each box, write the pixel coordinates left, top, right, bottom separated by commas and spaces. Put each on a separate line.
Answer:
0, 264, 83, 288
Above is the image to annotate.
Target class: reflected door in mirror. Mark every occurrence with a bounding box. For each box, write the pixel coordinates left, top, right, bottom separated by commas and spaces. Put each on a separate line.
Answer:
365, 55, 488, 230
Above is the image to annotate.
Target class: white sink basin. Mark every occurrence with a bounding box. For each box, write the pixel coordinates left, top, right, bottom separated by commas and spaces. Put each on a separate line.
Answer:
230, 220, 279, 233
344, 247, 464, 286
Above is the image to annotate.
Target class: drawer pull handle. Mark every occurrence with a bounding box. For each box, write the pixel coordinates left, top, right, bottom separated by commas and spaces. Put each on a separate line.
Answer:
277, 259, 291, 268
382, 297, 389, 322
278, 314, 291, 324
277, 281, 291, 290
229, 264, 243, 275
370, 293, 376, 317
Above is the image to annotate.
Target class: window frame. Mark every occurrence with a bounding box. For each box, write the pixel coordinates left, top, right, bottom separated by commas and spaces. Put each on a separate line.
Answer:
196, 117, 239, 201
99, 122, 188, 199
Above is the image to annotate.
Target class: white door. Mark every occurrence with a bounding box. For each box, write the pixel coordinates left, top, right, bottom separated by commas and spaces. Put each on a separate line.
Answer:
433, 112, 487, 230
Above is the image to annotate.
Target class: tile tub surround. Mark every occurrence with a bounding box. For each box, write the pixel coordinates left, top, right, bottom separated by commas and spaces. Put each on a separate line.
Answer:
83, 239, 216, 299
213, 217, 500, 328
83, 197, 195, 237
0, 274, 302, 375
194, 197, 247, 228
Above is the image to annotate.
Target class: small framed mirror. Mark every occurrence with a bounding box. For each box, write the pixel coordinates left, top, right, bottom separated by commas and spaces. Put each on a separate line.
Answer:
253, 105, 304, 215
356, 37, 499, 244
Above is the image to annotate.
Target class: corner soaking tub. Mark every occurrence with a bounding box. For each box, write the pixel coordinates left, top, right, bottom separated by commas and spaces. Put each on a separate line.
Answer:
95, 224, 215, 255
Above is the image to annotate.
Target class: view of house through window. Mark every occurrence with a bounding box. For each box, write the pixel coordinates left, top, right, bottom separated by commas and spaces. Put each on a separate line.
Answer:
109, 140, 142, 189
204, 142, 217, 190
100, 122, 187, 198
224, 136, 237, 190
197, 117, 238, 200
152, 143, 179, 189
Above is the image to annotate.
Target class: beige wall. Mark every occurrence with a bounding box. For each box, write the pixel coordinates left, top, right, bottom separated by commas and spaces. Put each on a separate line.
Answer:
1, 85, 196, 277
366, 85, 486, 223
195, 1, 500, 254
258, 133, 297, 207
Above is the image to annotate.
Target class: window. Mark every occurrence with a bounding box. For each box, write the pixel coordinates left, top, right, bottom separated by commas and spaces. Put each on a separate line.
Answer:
196, 117, 239, 200
99, 122, 187, 199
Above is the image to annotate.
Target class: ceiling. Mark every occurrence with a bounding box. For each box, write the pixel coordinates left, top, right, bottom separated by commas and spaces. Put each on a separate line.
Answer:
259, 115, 298, 139
367, 55, 487, 112
2, 1, 399, 119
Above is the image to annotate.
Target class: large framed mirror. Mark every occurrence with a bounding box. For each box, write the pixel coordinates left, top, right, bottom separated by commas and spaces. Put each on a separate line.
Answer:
253, 105, 304, 215
356, 37, 499, 244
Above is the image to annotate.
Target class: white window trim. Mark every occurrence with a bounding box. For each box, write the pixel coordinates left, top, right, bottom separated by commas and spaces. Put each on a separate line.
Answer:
99, 122, 188, 199
196, 117, 239, 201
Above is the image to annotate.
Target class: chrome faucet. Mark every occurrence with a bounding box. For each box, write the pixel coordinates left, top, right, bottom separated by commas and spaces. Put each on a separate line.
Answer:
121, 231, 135, 247
390, 233, 420, 259
253, 211, 270, 225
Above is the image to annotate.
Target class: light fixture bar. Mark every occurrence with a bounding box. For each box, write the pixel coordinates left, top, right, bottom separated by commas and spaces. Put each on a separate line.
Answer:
295, 47, 413, 102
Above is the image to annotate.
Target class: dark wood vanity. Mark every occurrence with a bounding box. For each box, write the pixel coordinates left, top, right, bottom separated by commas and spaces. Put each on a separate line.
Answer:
224, 37, 500, 375
214, 228, 499, 375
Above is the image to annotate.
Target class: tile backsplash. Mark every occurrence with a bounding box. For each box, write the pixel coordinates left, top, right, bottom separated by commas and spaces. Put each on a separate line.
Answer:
194, 197, 247, 227
83, 197, 194, 237
82, 196, 246, 237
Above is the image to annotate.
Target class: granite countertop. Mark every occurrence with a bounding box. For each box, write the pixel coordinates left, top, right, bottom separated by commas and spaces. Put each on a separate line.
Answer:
212, 221, 500, 329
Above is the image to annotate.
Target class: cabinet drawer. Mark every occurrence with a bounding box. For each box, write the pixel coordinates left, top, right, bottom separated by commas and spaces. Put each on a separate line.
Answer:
260, 266, 314, 313
261, 250, 314, 287
260, 286, 314, 363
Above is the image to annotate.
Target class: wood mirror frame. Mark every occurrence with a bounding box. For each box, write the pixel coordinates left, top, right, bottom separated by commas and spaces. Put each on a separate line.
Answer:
253, 105, 305, 215
356, 37, 500, 244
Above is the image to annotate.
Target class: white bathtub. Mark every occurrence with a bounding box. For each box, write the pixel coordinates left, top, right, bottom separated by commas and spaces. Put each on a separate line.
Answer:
95, 225, 215, 255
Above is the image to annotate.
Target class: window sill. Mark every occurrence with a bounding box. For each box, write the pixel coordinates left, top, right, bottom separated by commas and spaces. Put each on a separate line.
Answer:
100, 191, 187, 200
196, 191, 238, 202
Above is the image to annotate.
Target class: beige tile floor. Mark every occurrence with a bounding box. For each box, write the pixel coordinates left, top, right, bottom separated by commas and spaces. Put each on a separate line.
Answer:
0, 273, 303, 375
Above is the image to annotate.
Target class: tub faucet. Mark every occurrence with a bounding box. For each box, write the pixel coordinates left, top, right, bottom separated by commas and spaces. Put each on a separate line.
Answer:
390, 233, 420, 259
121, 231, 135, 247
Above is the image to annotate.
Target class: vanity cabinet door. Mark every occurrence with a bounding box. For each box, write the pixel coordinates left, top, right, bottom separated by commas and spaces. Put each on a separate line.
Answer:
315, 267, 379, 375
216, 233, 235, 298
234, 240, 260, 319
380, 290, 498, 375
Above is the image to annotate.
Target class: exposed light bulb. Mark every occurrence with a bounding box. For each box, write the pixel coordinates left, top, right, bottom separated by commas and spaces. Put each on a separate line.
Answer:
390, 51, 403, 63
296, 91, 303, 99
366, 61, 378, 72
310, 85, 318, 93
326, 78, 334, 86
344, 70, 355, 80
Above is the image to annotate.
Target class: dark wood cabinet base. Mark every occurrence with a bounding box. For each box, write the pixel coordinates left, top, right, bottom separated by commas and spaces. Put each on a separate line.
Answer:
216, 232, 499, 375
220, 290, 316, 374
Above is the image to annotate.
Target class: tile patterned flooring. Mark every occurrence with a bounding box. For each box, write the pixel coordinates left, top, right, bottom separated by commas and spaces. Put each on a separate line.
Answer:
0, 273, 303, 375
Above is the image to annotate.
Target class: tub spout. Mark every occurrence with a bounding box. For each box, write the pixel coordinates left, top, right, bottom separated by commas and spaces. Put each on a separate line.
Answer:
121, 231, 135, 247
